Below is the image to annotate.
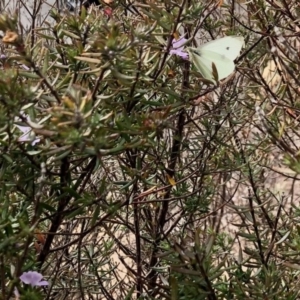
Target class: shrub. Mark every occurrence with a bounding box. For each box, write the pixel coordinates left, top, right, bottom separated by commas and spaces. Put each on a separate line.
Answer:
0, 0, 300, 299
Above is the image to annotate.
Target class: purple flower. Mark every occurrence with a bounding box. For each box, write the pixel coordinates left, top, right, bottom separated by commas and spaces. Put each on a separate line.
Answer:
170, 37, 189, 60
0, 54, 30, 70
14, 287, 20, 299
16, 124, 40, 146
20, 271, 48, 287
21, 64, 30, 70
15, 114, 40, 145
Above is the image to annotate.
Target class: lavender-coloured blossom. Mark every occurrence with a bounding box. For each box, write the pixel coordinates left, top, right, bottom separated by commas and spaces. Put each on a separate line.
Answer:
16, 124, 40, 146
15, 113, 40, 145
14, 287, 20, 299
20, 271, 48, 287
0, 54, 30, 70
170, 37, 189, 60
20, 64, 30, 70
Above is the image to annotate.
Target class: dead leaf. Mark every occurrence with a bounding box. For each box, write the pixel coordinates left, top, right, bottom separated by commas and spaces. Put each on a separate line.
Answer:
166, 174, 176, 186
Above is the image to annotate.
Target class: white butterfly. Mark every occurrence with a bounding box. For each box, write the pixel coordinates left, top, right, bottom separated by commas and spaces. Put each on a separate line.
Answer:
187, 36, 244, 83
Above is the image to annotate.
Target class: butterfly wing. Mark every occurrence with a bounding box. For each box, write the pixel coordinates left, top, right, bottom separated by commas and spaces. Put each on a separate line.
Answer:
187, 47, 215, 81
188, 48, 235, 81
199, 36, 244, 61
200, 49, 236, 80
188, 36, 244, 82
